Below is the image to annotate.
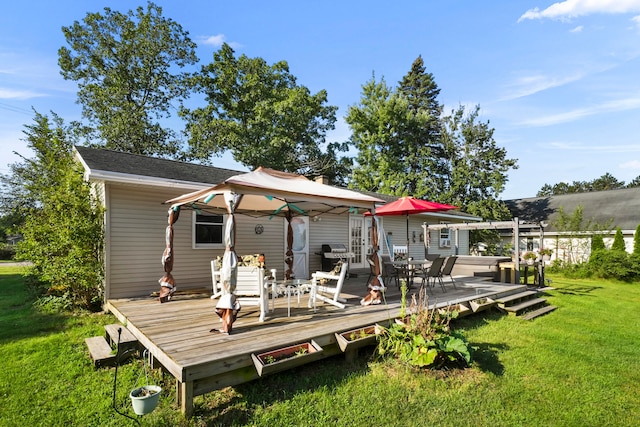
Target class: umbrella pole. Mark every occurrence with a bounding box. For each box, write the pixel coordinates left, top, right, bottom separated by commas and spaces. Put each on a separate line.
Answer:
406, 214, 410, 256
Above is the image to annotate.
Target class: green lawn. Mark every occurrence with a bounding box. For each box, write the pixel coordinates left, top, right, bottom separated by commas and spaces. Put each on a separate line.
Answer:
1, 265, 639, 426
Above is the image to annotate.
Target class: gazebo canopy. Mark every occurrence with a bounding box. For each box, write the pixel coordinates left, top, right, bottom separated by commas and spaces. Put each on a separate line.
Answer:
166, 167, 384, 216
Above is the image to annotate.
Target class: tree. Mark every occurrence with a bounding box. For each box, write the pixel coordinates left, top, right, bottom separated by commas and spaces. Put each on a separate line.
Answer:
1, 112, 104, 309
182, 43, 345, 181
552, 205, 613, 264
611, 227, 626, 252
58, 2, 197, 157
537, 173, 627, 196
440, 105, 516, 220
634, 224, 640, 255
346, 58, 517, 222
347, 58, 448, 199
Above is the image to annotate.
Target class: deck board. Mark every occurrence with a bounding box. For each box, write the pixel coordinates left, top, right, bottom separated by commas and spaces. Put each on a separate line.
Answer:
106, 273, 527, 415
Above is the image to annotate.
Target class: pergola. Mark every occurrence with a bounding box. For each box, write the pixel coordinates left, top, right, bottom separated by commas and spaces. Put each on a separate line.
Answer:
423, 217, 547, 284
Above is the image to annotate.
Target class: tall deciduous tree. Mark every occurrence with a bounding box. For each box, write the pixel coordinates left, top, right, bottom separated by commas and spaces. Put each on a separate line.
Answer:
182, 43, 346, 181
347, 57, 517, 221
537, 173, 628, 196
58, 2, 197, 157
1, 112, 104, 309
441, 105, 517, 219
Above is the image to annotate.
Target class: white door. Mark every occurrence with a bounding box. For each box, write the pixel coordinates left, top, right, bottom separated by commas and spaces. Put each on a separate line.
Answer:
285, 216, 309, 279
349, 215, 367, 269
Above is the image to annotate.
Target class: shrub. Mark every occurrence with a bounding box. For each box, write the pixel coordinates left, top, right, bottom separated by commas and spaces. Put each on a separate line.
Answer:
589, 250, 635, 282
376, 283, 472, 369
591, 234, 606, 254
0, 244, 15, 260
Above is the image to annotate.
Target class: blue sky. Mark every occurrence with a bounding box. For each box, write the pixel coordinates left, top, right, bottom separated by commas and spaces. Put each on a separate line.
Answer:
2, 0, 640, 200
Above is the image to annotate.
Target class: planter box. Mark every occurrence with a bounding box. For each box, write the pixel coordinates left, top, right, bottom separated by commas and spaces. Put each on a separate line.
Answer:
469, 297, 495, 313
335, 325, 380, 352
438, 303, 471, 318
251, 340, 324, 376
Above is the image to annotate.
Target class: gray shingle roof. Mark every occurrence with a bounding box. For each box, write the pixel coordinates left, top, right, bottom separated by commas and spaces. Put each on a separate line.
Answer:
504, 187, 640, 232
75, 145, 243, 185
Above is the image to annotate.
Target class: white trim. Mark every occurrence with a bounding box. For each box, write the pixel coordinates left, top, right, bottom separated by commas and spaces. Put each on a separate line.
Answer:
192, 211, 227, 249
86, 169, 210, 191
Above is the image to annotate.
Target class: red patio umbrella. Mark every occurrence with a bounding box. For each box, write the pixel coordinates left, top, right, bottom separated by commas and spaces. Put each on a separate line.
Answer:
366, 196, 457, 253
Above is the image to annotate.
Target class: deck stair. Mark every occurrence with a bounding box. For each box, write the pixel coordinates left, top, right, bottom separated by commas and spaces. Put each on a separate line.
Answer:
494, 290, 557, 320
85, 324, 139, 368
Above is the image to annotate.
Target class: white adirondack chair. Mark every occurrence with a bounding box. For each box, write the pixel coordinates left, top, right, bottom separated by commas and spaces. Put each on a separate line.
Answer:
309, 261, 349, 309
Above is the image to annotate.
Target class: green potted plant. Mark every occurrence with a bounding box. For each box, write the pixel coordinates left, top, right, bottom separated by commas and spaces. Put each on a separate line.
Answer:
523, 251, 538, 265
335, 324, 381, 352
539, 248, 553, 261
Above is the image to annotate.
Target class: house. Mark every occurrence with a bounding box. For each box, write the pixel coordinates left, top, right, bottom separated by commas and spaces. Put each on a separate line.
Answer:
504, 187, 640, 262
74, 146, 477, 303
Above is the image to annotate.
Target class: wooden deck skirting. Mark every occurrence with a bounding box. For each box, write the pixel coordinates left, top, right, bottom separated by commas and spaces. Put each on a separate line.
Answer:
106, 273, 526, 416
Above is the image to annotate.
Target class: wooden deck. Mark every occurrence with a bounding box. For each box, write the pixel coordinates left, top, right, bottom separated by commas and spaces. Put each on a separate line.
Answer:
106, 272, 526, 415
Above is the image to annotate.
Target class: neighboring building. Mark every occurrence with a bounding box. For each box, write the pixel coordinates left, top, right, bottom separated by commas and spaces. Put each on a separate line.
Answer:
75, 146, 477, 302
504, 188, 640, 263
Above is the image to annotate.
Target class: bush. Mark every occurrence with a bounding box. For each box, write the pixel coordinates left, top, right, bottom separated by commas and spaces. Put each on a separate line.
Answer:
589, 250, 635, 282
376, 283, 472, 369
0, 243, 15, 260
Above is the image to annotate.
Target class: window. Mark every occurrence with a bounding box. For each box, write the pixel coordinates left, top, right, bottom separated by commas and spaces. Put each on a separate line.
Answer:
439, 223, 451, 248
193, 212, 225, 248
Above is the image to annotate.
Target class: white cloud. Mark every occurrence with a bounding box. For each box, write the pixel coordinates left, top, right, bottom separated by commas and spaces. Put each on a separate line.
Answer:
518, 94, 640, 126
620, 159, 640, 169
548, 141, 640, 153
501, 72, 584, 100
570, 25, 584, 32
519, 0, 640, 22
199, 34, 242, 49
632, 15, 640, 28
0, 87, 47, 100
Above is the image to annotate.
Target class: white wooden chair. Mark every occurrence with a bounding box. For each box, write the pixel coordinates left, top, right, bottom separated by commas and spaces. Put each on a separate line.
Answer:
309, 261, 349, 309
211, 264, 269, 322
211, 260, 222, 299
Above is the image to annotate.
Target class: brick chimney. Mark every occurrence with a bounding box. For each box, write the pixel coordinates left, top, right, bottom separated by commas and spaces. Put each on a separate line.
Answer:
315, 175, 329, 185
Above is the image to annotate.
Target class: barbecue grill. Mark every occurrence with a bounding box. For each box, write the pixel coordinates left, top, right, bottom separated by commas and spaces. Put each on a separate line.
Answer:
318, 243, 355, 271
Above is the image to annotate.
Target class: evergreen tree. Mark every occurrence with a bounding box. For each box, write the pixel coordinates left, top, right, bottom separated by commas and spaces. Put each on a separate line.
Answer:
634, 224, 640, 255
611, 227, 626, 252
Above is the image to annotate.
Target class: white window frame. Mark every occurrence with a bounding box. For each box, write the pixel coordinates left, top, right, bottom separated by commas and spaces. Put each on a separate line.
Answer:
439, 222, 451, 248
192, 211, 227, 249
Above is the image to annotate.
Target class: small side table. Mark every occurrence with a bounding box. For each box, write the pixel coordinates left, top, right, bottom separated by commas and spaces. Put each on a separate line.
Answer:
272, 279, 312, 317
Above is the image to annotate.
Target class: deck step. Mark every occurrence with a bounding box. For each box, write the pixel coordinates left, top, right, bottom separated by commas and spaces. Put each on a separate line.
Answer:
85, 336, 116, 368
503, 297, 547, 315
104, 324, 138, 352
521, 305, 558, 320
495, 290, 538, 306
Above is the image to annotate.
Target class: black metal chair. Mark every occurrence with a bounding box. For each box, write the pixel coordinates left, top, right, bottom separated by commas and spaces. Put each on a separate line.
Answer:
421, 256, 446, 292
439, 256, 458, 290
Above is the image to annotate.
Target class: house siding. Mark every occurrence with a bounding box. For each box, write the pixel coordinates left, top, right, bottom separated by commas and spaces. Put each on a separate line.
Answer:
105, 183, 356, 298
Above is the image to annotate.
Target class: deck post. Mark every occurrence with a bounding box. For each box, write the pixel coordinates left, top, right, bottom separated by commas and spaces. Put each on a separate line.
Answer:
179, 380, 194, 417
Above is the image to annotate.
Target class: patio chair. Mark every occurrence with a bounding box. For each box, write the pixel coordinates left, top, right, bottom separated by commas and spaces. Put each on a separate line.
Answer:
439, 256, 458, 290
421, 256, 446, 293
393, 245, 408, 261
211, 260, 223, 299
310, 261, 348, 309
381, 254, 400, 288
211, 264, 269, 322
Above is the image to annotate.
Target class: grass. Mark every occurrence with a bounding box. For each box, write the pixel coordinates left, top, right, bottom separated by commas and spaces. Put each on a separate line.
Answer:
1, 266, 640, 426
